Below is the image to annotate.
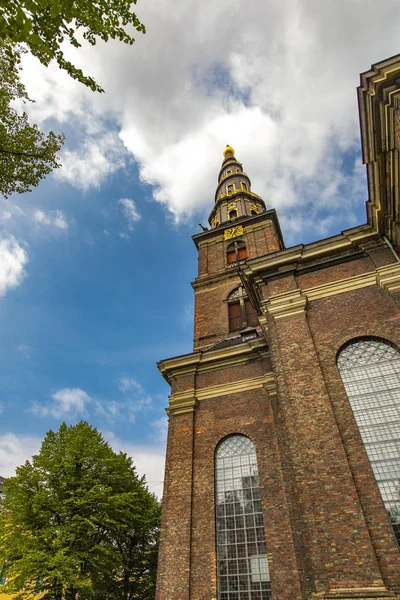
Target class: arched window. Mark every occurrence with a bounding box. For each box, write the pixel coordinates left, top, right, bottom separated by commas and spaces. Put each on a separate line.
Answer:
229, 210, 238, 220
227, 184, 234, 195
227, 241, 248, 264
337, 338, 400, 546
241, 182, 248, 191
215, 436, 271, 600
228, 287, 258, 331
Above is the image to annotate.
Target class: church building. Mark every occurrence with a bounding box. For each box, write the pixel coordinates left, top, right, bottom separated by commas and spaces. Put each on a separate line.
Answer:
156, 54, 400, 600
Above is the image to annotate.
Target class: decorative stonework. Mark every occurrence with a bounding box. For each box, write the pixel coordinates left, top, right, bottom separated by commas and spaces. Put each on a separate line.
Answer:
313, 586, 397, 599
167, 394, 198, 416
168, 374, 276, 409
224, 225, 244, 240
263, 289, 307, 320
261, 263, 400, 323
376, 262, 400, 292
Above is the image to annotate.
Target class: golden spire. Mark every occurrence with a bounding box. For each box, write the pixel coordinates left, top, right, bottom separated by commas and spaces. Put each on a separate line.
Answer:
223, 144, 234, 158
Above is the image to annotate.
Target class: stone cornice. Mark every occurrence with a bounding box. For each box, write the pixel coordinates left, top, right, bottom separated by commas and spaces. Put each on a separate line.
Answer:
264, 289, 307, 320
241, 224, 374, 283
167, 373, 276, 416
192, 208, 284, 249
358, 54, 400, 247
262, 263, 400, 320
158, 338, 269, 386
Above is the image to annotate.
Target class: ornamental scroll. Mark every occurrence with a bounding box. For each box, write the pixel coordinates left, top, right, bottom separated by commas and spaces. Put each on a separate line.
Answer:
224, 225, 243, 240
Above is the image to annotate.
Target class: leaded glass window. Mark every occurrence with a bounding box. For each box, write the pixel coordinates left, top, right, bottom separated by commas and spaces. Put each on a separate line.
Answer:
337, 338, 400, 546
215, 435, 271, 600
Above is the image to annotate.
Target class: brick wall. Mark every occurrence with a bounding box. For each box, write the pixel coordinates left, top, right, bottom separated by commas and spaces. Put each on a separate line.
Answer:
157, 231, 400, 600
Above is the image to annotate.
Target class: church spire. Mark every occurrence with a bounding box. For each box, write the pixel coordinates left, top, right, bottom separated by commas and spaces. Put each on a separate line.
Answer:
208, 145, 266, 229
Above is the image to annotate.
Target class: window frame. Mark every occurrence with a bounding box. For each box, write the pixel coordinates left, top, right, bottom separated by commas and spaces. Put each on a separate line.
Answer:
337, 336, 400, 546
215, 435, 271, 600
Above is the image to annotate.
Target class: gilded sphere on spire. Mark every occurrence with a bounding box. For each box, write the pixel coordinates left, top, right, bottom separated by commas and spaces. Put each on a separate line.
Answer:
223, 144, 234, 158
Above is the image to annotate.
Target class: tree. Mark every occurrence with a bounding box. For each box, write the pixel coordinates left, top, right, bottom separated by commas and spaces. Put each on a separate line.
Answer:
0, 49, 65, 197
0, 0, 145, 196
0, 421, 160, 600
0, 0, 145, 92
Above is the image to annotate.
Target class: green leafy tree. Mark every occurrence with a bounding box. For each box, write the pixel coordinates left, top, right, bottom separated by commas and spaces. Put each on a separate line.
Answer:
0, 0, 145, 92
0, 0, 145, 196
0, 49, 65, 197
0, 421, 160, 600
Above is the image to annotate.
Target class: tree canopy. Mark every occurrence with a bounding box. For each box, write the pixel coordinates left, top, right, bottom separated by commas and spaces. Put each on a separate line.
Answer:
0, 49, 65, 197
0, 0, 145, 197
0, 0, 145, 92
0, 421, 160, 600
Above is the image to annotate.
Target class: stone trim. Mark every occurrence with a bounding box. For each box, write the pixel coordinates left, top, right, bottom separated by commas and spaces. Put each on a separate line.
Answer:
168, 374, 276, 410
167, 395, 198, 417
317, 586, 397, 599
262, 263, 400, 321
263, 289, 307, 320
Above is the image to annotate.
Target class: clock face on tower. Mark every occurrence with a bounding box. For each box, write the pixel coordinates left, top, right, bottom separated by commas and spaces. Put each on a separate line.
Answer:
224, 225, 244, 240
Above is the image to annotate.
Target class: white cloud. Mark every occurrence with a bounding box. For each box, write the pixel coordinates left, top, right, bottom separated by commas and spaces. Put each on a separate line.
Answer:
31, 388, 91, 419
95, 400, 121, 421
118, 198, 141, 230
33, 209, 69, 230
55, 132, 127, 190
0, 236, 28, 297
0, 433, 41, 477
150, 415, 168, 443
16, 344, 30, 358
117, 377, 152, 423
18, 0, 400, 239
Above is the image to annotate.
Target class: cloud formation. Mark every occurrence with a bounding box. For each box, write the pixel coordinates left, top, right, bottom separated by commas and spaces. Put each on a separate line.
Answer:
31, 388, 91, 419
33, 209, 69, 230
0, 236, 28, 297
18, 0, 400, 241
118, 198, 141, 230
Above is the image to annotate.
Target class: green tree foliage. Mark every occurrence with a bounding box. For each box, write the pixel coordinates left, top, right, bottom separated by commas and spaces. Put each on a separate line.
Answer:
0, 0, 145, 196
0, 49, 65, 197
0, 0, 145, 92
0, 421, 160, 600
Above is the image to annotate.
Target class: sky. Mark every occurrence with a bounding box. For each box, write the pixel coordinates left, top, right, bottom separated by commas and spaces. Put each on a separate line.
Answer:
1, 0, 400, 498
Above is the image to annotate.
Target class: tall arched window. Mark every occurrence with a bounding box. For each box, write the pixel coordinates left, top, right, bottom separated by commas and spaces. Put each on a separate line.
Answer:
215, 435, 271, 600
337, 338, 400, 546
228, 287, 258, 331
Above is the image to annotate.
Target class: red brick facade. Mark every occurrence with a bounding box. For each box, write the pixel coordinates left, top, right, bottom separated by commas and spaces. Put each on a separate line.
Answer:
156, 57, 400, 600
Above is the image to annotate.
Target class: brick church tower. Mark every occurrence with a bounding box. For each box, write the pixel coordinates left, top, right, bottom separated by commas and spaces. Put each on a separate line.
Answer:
156, 55, 400, 600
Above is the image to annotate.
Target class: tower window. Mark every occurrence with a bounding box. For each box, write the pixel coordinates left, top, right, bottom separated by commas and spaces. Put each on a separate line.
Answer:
227, 287, 258, 331
241, 182, 248, 191
227, 184, 234, 195
228, 209, 238, 220
215, 435, 271, 600
251, 210, 258, 216
226, 170, 232, 175
227, 241, 248, 264
337, 338, 400, 546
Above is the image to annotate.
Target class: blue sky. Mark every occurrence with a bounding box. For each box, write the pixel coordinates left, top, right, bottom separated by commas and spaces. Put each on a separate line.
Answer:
1, 0, 400, 496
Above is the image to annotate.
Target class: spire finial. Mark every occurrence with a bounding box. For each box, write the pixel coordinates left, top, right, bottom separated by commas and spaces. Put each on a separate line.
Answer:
223, 144, 234, 158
